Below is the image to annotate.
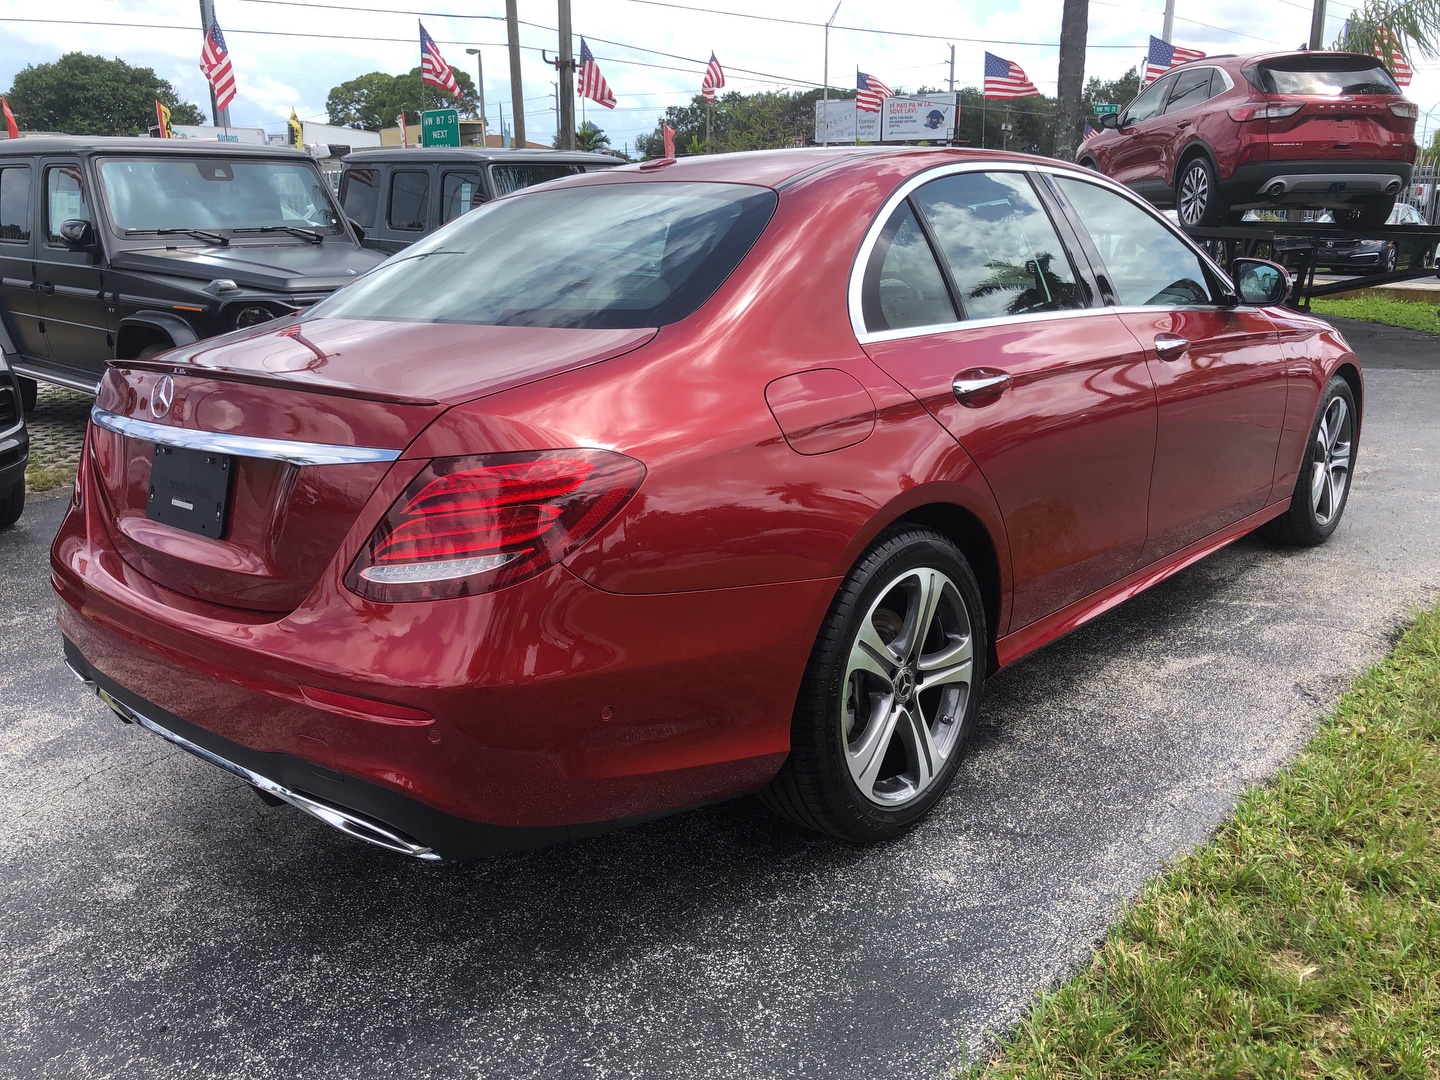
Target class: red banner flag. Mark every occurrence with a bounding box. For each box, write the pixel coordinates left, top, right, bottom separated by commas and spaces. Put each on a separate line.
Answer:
662, 122, 675, 159
2, 98, 18, 140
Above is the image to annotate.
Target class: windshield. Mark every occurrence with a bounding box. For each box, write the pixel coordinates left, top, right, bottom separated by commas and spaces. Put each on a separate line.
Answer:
1256, 58, 1400, 96
310, 181, 777, 330
98, 157, 342, 234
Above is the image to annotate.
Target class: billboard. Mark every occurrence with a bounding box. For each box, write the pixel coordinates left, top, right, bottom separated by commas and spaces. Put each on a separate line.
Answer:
814, 94, 958, 144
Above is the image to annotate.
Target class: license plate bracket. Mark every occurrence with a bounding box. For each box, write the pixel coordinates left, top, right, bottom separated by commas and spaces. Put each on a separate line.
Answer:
147, 444, 233, 538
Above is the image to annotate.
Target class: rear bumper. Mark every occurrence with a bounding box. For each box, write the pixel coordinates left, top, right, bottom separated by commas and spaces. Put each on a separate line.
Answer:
1224, 161, 1414, 206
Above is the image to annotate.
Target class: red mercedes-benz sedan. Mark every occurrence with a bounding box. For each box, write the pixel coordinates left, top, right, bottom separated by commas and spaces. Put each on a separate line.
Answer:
53, 148, 1361, 860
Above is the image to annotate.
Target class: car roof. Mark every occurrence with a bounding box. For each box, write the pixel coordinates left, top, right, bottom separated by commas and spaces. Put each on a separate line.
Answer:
1211, 49, 1399, 69
341, 147, 625, 165
0, 135, 309, 158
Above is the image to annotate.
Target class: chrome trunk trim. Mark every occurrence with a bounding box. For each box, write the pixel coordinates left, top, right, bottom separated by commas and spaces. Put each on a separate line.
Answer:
90, 406, 403, 466
95, 685, 441, 861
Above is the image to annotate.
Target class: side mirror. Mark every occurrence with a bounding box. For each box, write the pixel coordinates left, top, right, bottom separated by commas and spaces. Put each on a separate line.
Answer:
347, 217, 366, 244
59, 219, 96, 249
1099, 112, 1120, 130
1232, 258, 1290, 305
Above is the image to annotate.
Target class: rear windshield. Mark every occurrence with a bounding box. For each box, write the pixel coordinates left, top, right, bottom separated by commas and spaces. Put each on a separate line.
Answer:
1253, 57, 1400, 96
310, 181, 777, 330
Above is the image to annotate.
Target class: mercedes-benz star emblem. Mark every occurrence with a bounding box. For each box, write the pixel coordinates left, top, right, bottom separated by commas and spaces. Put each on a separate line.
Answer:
149, 375, 175, 420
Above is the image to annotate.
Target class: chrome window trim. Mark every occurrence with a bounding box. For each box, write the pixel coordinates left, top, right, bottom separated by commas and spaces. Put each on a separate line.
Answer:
90, 405, 402, 466
849, 160, 1239, 345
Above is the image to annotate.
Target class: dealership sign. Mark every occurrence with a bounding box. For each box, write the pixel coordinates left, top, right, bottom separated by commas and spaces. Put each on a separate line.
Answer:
814, 94, 959, 144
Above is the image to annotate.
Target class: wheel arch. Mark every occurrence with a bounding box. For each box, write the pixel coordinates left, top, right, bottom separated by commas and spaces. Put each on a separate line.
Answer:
116, 311, 200, 361
1172, 139, 1219, 189
895, 502, 1004, 670
1334, 360, 1363, 437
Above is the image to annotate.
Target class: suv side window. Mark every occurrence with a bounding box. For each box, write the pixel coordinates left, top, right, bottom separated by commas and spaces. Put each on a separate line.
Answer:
387, 169, 431, 231
0, 167, 30, 242
860, 202, 956, 333
1163, 67, 1211, 113
1123, 75, 1174, 126
340, 167, 380, 229
45, 165, 92, 244
440, 170, 485, 224
913, 171, 1090, 321
1054, 177, 1214, 307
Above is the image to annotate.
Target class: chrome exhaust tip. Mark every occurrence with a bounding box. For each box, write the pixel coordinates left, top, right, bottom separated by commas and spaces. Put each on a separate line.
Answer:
1385, 181, 1401, 195
1267, 181, 1287, 197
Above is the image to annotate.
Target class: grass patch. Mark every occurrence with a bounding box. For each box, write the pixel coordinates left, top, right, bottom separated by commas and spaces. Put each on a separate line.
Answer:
966, 604, 1440, 1079
1310, 295, 1440, 334
25, 461, 76, 494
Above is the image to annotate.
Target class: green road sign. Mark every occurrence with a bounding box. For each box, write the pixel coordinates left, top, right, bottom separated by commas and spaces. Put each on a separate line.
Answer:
421, 109, 460, 147
1094, 103, 1120, 115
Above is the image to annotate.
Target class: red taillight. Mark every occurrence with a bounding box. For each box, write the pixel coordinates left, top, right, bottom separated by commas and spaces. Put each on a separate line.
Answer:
346, 449, 645, 602
1389, 102, 1418, 120
1228, 103, 1303, 122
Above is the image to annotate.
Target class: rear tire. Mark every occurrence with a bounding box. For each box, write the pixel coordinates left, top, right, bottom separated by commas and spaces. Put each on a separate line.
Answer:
0, 480, 23, 530
761, 526, 987, 843
1335, 197, 1394, 231
1374, 242, 1397, 275
1176, 156, 1230, 228
17, 376, 37, 414
1262, 376, 1357, 547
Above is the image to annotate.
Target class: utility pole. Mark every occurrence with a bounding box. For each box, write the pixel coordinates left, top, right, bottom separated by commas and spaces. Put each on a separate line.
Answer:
821, 0, 843, 147
465, 48, 487, 143
1162, 0, 1175, 44
506, 0, 526, 147
1309, 0, 1327, 49
948, 43, 955, 94
556, 0, 576, 150
197, 0, 230, 127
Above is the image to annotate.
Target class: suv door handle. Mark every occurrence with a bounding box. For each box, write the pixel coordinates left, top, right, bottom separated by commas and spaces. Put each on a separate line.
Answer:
36, 281, 54, 295
1154, 334, 1189, 361
952, 370, 1012, 401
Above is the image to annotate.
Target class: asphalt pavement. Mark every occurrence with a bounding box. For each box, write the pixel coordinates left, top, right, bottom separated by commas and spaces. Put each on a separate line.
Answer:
2, 320, 1438, 1080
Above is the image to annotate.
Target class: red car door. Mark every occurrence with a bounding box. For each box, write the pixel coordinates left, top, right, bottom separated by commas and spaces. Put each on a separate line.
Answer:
855, 169, 1158, 633
1107, 73, 1178, 193
1051, 175, 1288, 563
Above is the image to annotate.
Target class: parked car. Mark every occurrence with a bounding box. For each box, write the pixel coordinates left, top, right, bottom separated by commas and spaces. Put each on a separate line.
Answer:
1078, 51, 1418, 229
0, 339, 27, 528
339, 147, 625, 254
1314, 202, 1436, 272
0, 137, 385, 410
55, 148, 1358, 861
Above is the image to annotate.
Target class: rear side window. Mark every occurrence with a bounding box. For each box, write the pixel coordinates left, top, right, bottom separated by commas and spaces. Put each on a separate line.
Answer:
860, 203, 956, 333
341, 167, 379, 229
310, 181, 777, 330
1254, 57, 1399, 96
440, 170, 485, 224
0, 167, 30, 242
44, 164, 92, 244
490, 163, 581, 196
387, 169, 430, 231
1164, 67, 1212, 113
913, 171, 1089, 321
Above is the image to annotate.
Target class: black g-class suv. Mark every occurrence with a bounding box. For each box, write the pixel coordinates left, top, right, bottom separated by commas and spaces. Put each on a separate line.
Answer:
0, 137, 385, 409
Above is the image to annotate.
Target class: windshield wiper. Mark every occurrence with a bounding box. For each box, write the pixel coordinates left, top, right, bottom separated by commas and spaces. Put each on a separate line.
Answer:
141, 227, 230, 245
229, 225, 325, 243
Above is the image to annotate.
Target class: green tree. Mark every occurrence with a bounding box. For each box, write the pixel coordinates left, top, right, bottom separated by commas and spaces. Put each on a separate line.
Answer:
3, 52, 204, 135
1081, 67, 1141, 119
562, 121, 611, 152
326, 66, 479, 131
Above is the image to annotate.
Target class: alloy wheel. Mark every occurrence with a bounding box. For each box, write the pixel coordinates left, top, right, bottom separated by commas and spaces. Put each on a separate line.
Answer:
1310, 395, 1352, 528
1179, 163, 1209, 226
841, 567, 975, 807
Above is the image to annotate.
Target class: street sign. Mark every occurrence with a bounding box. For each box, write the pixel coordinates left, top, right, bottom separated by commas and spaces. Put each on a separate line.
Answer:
421, 109, 460, 147
1094, 103, 1120, 115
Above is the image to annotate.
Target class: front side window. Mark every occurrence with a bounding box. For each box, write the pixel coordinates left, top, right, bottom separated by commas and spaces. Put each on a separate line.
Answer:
340, 167, 379, 229
0, 167, 30, 242
97, 158, 342, 234
387, 170, 430, 231
440, 170, 485, 224
45, 164, 91, 243
860, 202, 955, 333
913, 171, 1089, 321
310, 181, 776, 330
1054, 177, 1214, 307
1163, 67, 1212, 113
1123, 75, 1174, 125
490, 163, 581, 197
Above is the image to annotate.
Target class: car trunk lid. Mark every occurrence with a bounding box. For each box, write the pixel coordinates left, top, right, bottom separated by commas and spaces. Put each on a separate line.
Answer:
1252, 56, 1415, 163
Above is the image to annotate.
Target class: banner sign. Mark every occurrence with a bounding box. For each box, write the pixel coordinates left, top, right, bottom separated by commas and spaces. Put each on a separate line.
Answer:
814, 94, 958, 144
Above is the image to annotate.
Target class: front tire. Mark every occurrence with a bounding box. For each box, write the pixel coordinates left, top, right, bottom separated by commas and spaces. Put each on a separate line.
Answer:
1262, 376, 1357, 546
16, 376, 37, 414
761, 526, 987, 842
0, 480, 23, 530
1176, 156, 1230, 228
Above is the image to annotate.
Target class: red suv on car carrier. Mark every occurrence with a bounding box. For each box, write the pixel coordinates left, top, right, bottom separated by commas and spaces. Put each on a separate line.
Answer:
1079, 51, 1418, 229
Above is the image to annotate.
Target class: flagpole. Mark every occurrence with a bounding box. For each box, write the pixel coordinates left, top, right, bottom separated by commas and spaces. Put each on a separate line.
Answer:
821, 0, 841, 147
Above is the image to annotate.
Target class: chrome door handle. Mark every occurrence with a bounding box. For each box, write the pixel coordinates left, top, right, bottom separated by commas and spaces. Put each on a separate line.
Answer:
37, 281, 54, 295
952, 371, 1012, 400
1154, 334, 1189, 361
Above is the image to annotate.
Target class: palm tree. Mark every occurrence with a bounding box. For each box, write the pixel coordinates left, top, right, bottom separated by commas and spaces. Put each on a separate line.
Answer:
574, 121, 612, 153
1054, 0, 1089, 162
1333, 0, 1440, 65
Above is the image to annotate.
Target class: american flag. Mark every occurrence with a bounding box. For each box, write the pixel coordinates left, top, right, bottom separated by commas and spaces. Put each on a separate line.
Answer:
578, 38, 617, 109
1142, 36, 1205, 86
1083, 123, 1097, 140
855, 71, 894, 113
702, 52, 725, 103
199, 21, 237, 110
420, 22, 462, 100
1373, 25, 1413, 88
983, 53, 1040, 99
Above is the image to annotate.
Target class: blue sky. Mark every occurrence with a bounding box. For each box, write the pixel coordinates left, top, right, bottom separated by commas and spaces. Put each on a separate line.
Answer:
2, 0, 1437, 153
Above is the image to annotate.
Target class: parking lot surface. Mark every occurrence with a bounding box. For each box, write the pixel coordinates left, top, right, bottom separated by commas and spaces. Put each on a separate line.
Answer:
2, 321, 1438, 1079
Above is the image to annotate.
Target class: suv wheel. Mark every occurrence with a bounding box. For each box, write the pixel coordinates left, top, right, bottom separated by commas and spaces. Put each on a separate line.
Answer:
1335, 197, 1395, 231
0, 479, 23, 530
17, 376, 37, 414
1176, 157, 1229, 228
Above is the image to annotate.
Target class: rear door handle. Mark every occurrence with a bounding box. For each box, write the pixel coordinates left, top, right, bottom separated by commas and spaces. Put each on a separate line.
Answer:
1154, 334, 1189, 361
1176, 120, 1191, 129
952, 370, 1012, 401
36, 281, 54, 295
